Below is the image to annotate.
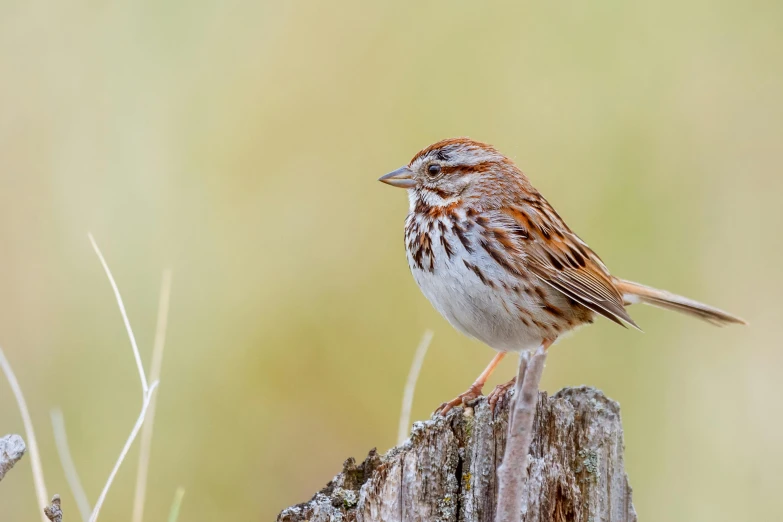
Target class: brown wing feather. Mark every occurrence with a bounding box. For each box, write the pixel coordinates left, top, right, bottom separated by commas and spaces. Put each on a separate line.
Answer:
498, 203, 640, 330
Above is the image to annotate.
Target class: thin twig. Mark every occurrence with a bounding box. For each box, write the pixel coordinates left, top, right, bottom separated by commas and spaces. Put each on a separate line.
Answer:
88, 233, 149, 396
167, 487, 186, 522
0, 347, 49, 522
131, 270, 173, 522
506, 351, 529, 429
51, 409, 91, 522
397, 330, 434, 445
89, 381, 159, 522
495, 345, 548, 522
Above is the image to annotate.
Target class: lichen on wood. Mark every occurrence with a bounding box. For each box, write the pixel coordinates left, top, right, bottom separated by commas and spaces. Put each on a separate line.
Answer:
0, 434, 26, 483
277, 386, 636, 522
44, 495, 63, 522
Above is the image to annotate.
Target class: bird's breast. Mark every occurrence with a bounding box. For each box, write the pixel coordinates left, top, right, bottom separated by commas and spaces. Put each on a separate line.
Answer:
404, 212, 584, 351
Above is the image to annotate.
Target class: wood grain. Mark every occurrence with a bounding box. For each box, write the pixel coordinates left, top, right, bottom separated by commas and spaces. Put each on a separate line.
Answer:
277, 386, 636, 522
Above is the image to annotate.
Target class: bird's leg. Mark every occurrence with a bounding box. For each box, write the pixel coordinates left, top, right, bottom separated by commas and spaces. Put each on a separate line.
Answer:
435, 352, 506, 416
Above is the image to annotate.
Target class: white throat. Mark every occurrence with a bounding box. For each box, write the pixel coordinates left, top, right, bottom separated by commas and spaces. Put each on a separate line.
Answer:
408, 187, 460, 211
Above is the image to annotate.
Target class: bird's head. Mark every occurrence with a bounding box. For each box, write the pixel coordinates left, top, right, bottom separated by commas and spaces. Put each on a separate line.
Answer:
379, 137, 521, 211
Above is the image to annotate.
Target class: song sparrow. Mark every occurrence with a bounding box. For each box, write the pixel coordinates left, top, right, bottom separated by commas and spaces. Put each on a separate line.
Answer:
380, 137, 746, 415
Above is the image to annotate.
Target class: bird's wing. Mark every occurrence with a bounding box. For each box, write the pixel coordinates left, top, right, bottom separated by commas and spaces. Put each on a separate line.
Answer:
487, 203, 638, 329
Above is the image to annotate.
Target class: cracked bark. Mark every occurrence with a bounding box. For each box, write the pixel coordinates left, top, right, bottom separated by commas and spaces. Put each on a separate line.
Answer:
277, 386, 636, 522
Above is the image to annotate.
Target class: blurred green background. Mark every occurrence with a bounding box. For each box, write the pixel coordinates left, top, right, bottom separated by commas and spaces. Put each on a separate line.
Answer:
1, 1, 781, 521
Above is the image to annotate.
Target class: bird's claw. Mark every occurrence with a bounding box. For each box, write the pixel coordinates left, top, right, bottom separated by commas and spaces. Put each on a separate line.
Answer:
435, 384, 483, 416
487, 377, 517, 413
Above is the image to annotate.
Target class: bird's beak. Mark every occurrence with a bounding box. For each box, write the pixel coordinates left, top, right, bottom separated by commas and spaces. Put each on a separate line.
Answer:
379, 167, 415, 189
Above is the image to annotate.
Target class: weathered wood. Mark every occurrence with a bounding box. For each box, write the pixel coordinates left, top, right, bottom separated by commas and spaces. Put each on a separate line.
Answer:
277, 386, 636, 522
496, 348, 546, 522
44, 495, 63, 522
0, 434, 26, 483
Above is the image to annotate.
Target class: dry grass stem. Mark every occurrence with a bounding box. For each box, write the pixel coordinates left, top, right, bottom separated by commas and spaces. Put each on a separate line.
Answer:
131, 270, 173, 522
88, 233, 149, 396
397, 329, 434, 445
51, 409, 91, 522
89, 381, 159, 522
0, 235, 170, 522
87, 234, 162, 522
495, 345, 548, 522
167, 487, 186, 522
0, 347, 49, 522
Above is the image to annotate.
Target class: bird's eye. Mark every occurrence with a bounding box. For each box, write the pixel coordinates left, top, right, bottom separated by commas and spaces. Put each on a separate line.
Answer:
427, 164, 442, 177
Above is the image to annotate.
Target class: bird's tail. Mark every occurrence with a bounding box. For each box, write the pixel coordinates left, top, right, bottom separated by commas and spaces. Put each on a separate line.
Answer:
614, 279, 747, 326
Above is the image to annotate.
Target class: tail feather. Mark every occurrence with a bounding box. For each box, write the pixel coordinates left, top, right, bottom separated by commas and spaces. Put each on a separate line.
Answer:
615, 279, 747, 327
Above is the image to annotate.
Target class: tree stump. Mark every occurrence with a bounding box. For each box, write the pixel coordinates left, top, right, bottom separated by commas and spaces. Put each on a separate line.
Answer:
277, 386, 636, 522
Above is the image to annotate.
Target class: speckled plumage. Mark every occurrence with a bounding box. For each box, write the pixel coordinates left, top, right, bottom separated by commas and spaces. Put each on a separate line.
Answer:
381, 137, 745, 412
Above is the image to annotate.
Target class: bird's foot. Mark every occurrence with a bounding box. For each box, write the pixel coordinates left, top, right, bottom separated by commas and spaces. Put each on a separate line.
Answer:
488, 377, 517, 413
435, 383, 483, 416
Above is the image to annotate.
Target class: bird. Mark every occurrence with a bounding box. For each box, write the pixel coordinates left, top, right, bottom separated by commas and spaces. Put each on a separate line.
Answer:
379, 137, 746, 415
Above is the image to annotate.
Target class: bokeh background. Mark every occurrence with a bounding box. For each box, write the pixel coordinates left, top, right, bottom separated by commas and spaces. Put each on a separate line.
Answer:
1, 1, 781, 521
